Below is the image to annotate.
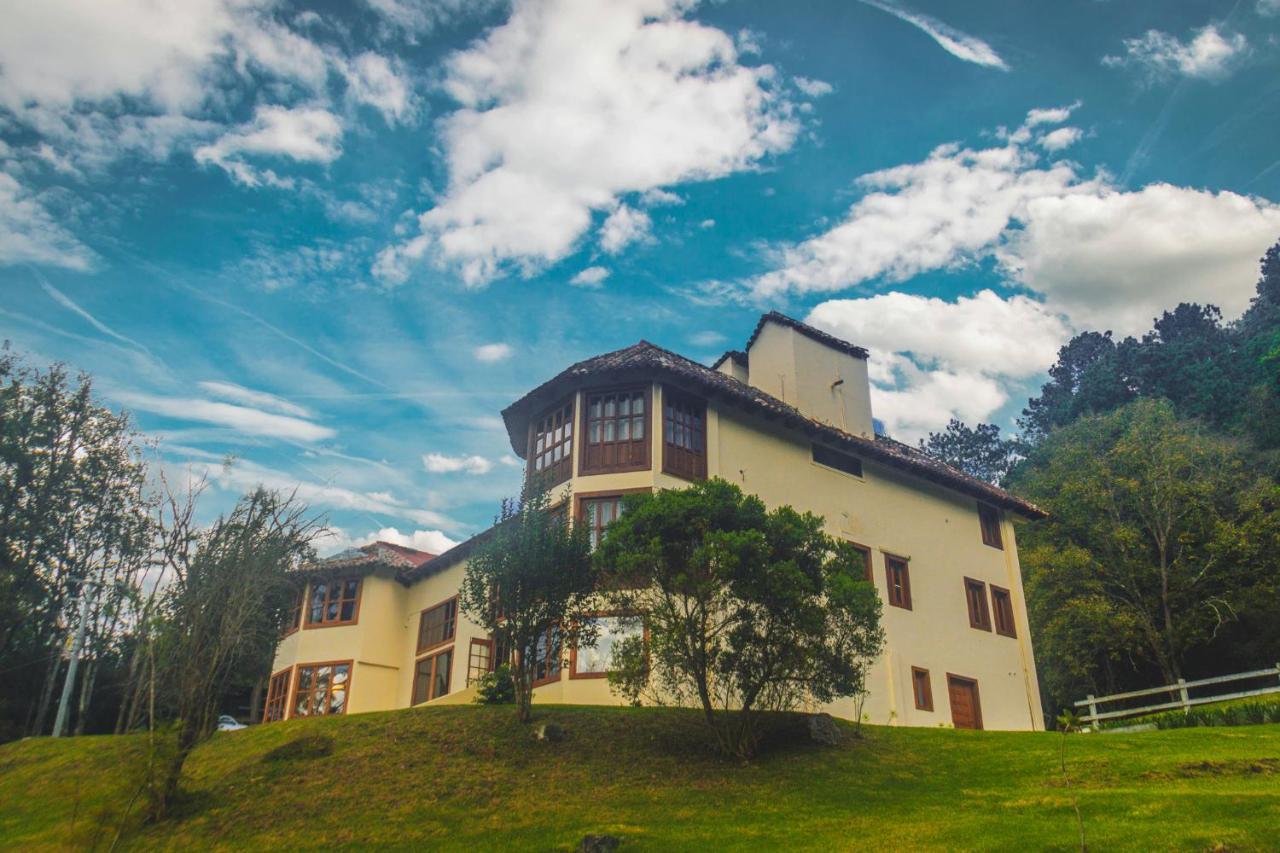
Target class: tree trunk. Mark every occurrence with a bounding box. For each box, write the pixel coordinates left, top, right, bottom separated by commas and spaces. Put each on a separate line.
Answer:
1158, 554, 1183, 682
247, 677, 265, 725
74, 657, 98, 736
29, 648, 63, 736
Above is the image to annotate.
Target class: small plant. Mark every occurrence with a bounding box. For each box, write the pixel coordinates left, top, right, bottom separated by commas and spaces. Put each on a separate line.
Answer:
474, 664, 516, 705
1056, 709, 1087, 852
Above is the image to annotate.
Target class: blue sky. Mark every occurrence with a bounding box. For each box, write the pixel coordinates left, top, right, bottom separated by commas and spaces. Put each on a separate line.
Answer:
3, 0, 1280, 553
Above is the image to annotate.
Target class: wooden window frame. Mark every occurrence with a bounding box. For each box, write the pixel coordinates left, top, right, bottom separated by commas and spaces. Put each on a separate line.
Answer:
850, 542, 873, 584
991, 585, 1017, 638
263, 667, 293, 722
579, 385, 652, 476
661, 387, 707, 481
466, 638, 494, 686
292, 660, 353, 718
529, 625, 563, 688
411, 646, 454, 706
965, 577, 992, 631
282, 585, 305, 637
884, 553, 912, 610
568, 612, 647, 680
812, 444, 864, 478
946, 673, 984, 731
978, 503, 1003, 550
575, 487, 651, 551
911, 666, 934, 712
417, 595, 458, 655
528, 397, 575, 488
303, 577, 362, 629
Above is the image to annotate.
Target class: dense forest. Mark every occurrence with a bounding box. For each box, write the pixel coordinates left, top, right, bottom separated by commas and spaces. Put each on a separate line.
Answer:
923, 240, 1280, 717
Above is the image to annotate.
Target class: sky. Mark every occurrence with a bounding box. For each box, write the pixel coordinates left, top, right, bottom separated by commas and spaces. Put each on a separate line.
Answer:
3, 0, 1280, 555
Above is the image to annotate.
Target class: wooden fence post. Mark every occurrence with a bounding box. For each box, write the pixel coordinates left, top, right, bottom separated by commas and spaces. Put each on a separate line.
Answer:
1177, 678, 1190, 713
1086, 694, 1097, 723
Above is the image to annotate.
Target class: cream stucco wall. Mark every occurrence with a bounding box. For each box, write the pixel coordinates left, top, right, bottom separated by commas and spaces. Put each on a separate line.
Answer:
268, 380, 1044, 731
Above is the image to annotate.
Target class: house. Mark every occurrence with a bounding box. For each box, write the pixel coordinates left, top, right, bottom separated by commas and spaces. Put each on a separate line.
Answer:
266, 312, 1047, 731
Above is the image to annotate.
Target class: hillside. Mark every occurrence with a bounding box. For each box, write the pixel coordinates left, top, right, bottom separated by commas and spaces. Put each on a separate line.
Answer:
2, 706, 1278, 851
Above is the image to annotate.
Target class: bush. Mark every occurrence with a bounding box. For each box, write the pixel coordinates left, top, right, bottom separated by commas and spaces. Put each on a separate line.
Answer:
1100, 696, 1280, 730
474, 664, 516, 705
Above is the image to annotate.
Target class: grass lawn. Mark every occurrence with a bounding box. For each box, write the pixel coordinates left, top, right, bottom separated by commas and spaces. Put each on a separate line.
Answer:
2, 705, 1278, 851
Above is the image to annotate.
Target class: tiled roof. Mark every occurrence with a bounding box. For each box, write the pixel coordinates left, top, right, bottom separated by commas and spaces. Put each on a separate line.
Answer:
297, 540, 436, 577
710, 349, 748, 370
745, 311, 869, 360
500, 339, 1045, 520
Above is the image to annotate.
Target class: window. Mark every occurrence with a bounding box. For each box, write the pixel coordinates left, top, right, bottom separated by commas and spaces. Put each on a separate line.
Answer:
885, 555, 912, 610
417, 597, 457, 653
581, 495, 622, 550
991, 586, 1017, 638
530, 625, 562, 687
530, 398, 574, 486
293, 661, 351, 717
850, 543, 873, 583
581, 387, 649, 474
412, 648, 452, 705
978, 503, 1003, 549
467, 638, 493, 686
284, 587, 304, 636
812, 444, 863, 478
965, 578, 992, 631
911, 667, 933, 711
264, 668, 292, 722
571, 615, 644, 678
662, 389, 706, 480
306, 577, 361, 627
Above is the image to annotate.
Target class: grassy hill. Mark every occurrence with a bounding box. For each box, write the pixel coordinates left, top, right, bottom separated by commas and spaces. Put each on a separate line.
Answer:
2, 706, 1278, 851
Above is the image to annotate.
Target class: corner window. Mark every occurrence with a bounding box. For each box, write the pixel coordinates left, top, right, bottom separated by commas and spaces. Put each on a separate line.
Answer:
531, 626, 562, 687
581, 387, 649, 474
911, 667, 933, 711
571, 615, 644, 679
306, 577, 361, 627
812, 444, 863, 478
417, 597, 457, 654
293, 661, 351, 717
965, 578, 992, 631
662, 388, 706, 480
264, 668, 292, 722
530, 398, 574, 486
885, 555, 912, 610
978, 503, 1003, 549
991, 586, 1017, 638
412, 648, 453, 705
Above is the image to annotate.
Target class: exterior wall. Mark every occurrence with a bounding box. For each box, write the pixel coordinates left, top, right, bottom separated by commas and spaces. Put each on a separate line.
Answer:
268, 381, 1043, 731
745, 321, 875, 437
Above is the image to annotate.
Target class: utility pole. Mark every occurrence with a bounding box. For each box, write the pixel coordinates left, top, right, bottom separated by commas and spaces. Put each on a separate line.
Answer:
53, 580, 96, 738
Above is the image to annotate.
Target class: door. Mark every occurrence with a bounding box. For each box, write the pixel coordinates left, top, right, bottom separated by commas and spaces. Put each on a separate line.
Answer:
947, 675, 983, 730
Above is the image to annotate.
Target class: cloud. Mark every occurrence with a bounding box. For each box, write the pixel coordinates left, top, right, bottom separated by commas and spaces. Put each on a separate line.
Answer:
570, 266, 611, 288
794, 77, 834, 97
807, 291, 1071, 442
341, 52, 415, 123
316, 525, 459, 557
197, 381, 313, 419
121, 392, 335, 442
423, 452, 495, 475
748, 106, 1280, 336
360, 0, 505, 40
856, 0, 1008, 70
473, 342, 513, 362
1261, 0, 1280, 17
600, 204, 653, 254
1103, 24, 1248, 81
195, 106, 344, 187
0, 172, 96, 270
1038, 127, 1083, 152
689, 330, 729, 348
374, 0, 800, 285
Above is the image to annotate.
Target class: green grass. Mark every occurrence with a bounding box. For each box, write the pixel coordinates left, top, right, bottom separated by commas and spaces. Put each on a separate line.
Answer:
3, 706, 1279, 851
1098, 694, 1280, 731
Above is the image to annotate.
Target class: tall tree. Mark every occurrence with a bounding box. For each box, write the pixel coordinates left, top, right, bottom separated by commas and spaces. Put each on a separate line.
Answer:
919, 419, 1019, 484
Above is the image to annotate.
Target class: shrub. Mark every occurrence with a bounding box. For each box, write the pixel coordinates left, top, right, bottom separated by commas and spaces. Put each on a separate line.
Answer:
474, 664, 516, 705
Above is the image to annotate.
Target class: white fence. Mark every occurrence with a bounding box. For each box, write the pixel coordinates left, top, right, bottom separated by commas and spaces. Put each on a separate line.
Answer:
1074, 664, 1280, 725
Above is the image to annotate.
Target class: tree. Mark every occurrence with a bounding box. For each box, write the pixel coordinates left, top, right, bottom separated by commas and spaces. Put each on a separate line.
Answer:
152, 487, 321, 814
1010, 399, 1280, 712
919, 419, 1019, 484
459, 481, 596, 724
1019, 331, 1135, 443
595, 479, 884, 760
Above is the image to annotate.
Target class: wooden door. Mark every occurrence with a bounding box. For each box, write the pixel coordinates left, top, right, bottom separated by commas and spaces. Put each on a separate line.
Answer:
947, 675, 983, 730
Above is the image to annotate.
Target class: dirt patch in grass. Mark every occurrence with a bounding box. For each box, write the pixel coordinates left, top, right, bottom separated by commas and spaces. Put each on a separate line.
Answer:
1143, 757, 1280, 779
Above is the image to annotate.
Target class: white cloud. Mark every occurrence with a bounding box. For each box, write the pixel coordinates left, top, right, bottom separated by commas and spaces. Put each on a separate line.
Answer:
473, 342, 513, 362
0, 172, 96, 270
689, 330, 729, 348
317, 525, 459, 557
375, 0, 800, 285
1103, 24, 1248, 81
120, 392, 335, 442
341, 52, 414, 123
1260, 0, 1280, 16
195, 106, 344, 187
856, 0, 1008, 70
600, 204, 653, 254
570, 266, 611, 288
197, 381, 313, 419
1038, 127, 1083, 152
423, 452, 495, 475
749, 107, 1280, 337
361, 0, 504, 39
794, 77, 834, 97
807, 290, 1071, 442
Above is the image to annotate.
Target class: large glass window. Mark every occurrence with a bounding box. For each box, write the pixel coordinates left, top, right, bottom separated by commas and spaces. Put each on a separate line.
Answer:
530, 626, 562, 687
306, 578, 360, 626
581, 387, 649, 474
530, 398, 574, 486
412, 648, 453, 705
417, 597, 457, 653
662, 389, 706, 480
572, 615, 644, 678
581, 495, 622, 550
264, 668, 292, 722
293, 662, 351, 717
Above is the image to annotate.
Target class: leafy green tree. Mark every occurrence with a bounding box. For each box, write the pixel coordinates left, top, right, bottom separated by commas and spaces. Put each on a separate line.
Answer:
595, 479, 884, 760
459, 481, 596, 724
1019, 331, 1135, 442
919, 419, 1020, 484
1011, 399, 1280, 712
